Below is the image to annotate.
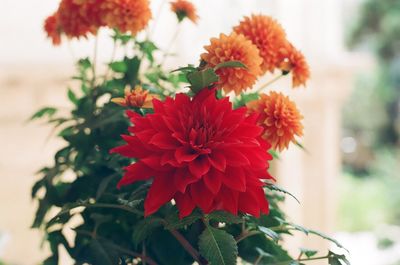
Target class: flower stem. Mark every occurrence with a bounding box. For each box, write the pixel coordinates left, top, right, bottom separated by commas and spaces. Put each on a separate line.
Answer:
148, 0, 167, 39
91, 34, 99, 88
168, 228, 205, 264
161, 24, 181, 65
256, 73, 284, 93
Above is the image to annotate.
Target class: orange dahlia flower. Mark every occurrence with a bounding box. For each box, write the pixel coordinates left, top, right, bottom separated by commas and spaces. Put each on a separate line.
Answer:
57, 0, 99, 39
101, 0, 152, 35
234, 14, 287, 73
170, 0, 199, 24
278, 43, 310, 88
111, 86, 158, 108
44, 13, 62, 45
247, 92, 303, 151
200, 33, 262, 95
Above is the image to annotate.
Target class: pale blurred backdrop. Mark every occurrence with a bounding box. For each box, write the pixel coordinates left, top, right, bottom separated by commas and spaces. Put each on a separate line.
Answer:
1, 0, 399, 264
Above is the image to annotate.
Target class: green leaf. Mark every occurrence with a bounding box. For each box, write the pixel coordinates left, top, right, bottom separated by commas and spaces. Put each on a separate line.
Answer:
67, 88, 78, 105
255, 247, 273, 258
299, 247, 318, 258
171, 65, 197, 73
328, 251, 350, 265
187, 68, 219, 93
109, 61, 127, 73
30, 107, 57, 121
259, 226, 280, 241
78, 58, 92, 70
199, 225, 238, 265
117, 198, 143, 209
214, 61, 247, 71
207, 211, 243, 224
132, 217, 164, 247
265, 184, 300, 204
88, 239, 119, 265
165, 210, 202, 230
138, 40, 158, 63
269, 149, 280, 159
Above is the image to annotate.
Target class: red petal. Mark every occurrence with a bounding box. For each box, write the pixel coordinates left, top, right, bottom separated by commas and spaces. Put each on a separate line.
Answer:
149, 133, 180, 149
208, 151, 226, 172
144, 176, 176, 216
224, 149, 250, 166
188, 155, 211, 178
117, 162, 155, 188
238, 188, 261, 217
190, 181, 214, 213
216, 187, 239, 215
173, 167, 198, 193
175, 192, 196, 218
175, 146, 198, 163
221, 167, 246, 192
203, 169, 222, 194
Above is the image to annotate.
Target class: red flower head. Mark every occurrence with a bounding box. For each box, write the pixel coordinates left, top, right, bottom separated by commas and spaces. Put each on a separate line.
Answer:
44, 12, 62, 45
111, 88, 274, 218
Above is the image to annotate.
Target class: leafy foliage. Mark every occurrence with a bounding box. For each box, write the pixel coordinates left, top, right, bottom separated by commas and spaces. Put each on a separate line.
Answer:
32, 13, 348, 265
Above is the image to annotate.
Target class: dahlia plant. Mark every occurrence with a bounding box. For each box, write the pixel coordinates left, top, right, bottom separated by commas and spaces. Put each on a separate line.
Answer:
32, 1, 349, 264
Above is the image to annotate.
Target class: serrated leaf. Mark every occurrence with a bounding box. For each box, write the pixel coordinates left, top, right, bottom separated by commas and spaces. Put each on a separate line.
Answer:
255, 247, 273, 258
187, 68, 219, 92
299, 247, 318, 258
109, 61, 127, 73
30, 107, 57, 121
266, 184, 300, 204
214, 60, 247, 71
199, 226, 238, 265
132, 218, 164, 247
117, 198, 143, 209
207, 211, 243, 224
165, 210, 202, 230
259, 226, 280, 241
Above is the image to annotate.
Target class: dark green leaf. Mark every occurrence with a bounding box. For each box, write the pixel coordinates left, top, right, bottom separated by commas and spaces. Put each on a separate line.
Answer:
88, 239, 119, 265
165, 210, 202, 230
67, 88, 78, 105
30, 107, 57, 121
171, 65, 197, 73
199, 225, 238, 265
207, 211, 243, 224
299, 247, 318, 258
132, 217, 164, 247
266, 184, 300, 204
214, 61, 247, 71
78, 58, 92, 70
259, 226, 280, 241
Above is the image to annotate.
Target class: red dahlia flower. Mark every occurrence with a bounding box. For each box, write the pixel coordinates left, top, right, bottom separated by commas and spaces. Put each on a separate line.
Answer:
111, 88, 274, 218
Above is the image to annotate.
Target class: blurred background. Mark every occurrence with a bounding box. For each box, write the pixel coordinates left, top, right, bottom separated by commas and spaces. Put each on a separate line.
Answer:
0, 0, 399, 264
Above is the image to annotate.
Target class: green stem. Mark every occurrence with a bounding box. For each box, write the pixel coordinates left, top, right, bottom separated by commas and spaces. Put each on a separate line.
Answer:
256, 73, 284, 93
148, 0, 167, 39
91, 35, 99, 88
82, 202, 143, 216
235, 230, 261, 243
75, 229, 158, 265
160, 24, 181, 65
168, 228, 205, 264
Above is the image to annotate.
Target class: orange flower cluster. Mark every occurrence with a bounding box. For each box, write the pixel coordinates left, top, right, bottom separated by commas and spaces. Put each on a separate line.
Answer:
111, 86, 158, 108
170, 0, 199, 24
201, 14, 310, 92
44, 0, 151, 45
201, 33, 262, 95
247, 92, 303, 151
